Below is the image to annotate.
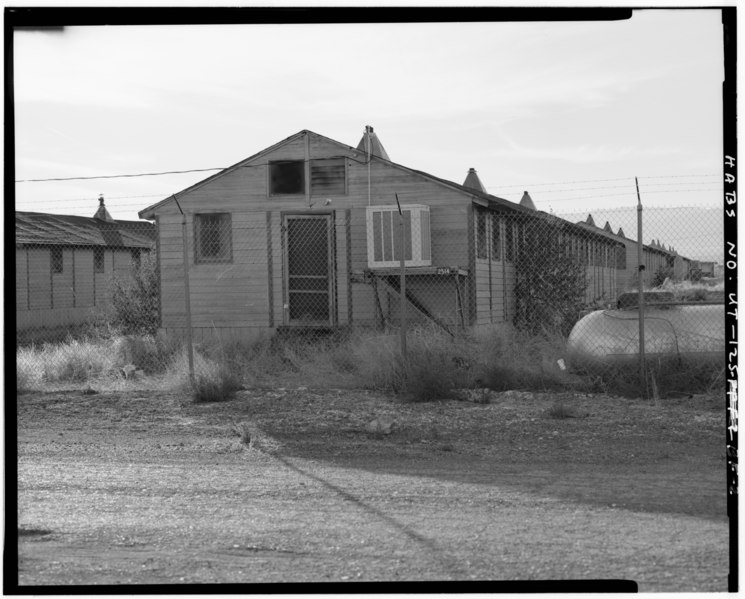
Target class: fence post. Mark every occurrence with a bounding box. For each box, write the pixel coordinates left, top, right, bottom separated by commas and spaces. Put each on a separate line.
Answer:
395, 194, 407, 361
635, 177, 647, 398
173, 197, 195, 385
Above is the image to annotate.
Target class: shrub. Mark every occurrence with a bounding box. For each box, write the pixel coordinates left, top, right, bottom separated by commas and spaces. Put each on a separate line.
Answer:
17, 345, 41, 392
37, 338, 119, 383
109, 251, 160, 336
514, 220, 588, 337
400, 349, 463, 402
231, 422, 253, 446
651, 265, 674, 288
581, 356, 725, 399
475, 328, 581, 393
113, 333, 181, 374
191, 364, 243, 403
16, 366, 35, 395
349, 325, 474, 399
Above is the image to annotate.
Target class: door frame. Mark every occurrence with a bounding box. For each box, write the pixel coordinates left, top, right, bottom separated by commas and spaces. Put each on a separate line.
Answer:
281, 211, 336, 326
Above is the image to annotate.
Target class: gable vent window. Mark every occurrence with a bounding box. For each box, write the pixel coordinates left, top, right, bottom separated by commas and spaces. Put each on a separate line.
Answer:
270, 160, 305, 195
195, 213, 232, 263
366, 205, 431, 268
310, 158, 346, 195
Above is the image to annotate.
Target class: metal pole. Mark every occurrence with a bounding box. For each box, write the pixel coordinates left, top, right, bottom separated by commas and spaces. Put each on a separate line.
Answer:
395, 194, 407, 360
635, 177, 647, 398
174, 197, 195, 385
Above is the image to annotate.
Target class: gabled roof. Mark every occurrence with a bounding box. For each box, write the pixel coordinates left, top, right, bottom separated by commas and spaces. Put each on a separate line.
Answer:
139, 128, 532, 220
135, 129, 619, 247
16, 211, 156, 248
139, 129, 364, 219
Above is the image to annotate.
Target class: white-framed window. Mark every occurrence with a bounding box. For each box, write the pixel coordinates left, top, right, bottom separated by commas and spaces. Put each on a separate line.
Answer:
366, 204, 431, 268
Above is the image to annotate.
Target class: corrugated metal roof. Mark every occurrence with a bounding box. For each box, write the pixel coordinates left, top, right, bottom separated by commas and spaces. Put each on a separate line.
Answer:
15, 211, 156, 248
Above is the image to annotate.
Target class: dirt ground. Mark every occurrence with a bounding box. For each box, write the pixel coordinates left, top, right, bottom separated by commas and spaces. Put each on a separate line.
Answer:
14, 385, 729, 591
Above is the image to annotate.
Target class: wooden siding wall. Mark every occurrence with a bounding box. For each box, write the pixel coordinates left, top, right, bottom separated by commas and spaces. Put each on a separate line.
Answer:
473, 213, 514, 326
158, 213, 274, 333
471, 210, 624, 326
346, 160, 471, 328
152, 132, 693, 339
75, 251, 95, 308
16, 246, 140, 331
152, 133, 472, 340
615, 236, 684, 292
16, 248, 28, 312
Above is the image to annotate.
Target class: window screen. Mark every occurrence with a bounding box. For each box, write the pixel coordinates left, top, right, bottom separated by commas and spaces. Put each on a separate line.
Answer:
94, 247, 105, 273
476, 210, 487, 259
195, 213, 232, 263
51, 247, 63, 273
490, 214, 501, 261
505, 220, 515, 262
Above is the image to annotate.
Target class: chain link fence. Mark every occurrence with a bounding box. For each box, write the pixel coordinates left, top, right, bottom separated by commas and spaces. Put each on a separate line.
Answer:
15, 201, 726, 398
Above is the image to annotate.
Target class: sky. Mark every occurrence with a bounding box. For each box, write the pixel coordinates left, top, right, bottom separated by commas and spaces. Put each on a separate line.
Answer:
13, 9, 727, 245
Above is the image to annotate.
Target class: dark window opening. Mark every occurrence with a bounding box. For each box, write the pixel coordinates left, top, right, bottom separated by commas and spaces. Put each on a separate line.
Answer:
490, 214, 501, 261
94, 247, 105, 273
51, 247, 63, 273
195, 213, 232, 263
505, 220, 515, 262
476, 210, 487, 259
270, 160, 305, 195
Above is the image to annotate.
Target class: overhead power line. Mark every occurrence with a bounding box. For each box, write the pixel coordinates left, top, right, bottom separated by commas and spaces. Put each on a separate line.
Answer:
16, 162, 722, 186
15, 167, 225, 183
14, 155, 368, 184
489, 173, 720, 190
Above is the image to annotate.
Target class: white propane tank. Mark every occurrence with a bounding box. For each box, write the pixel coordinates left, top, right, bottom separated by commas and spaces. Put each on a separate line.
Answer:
566, 294, 724, 371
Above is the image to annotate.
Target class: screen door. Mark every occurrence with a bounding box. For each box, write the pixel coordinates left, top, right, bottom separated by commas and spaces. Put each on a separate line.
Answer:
284, 215, 335, 325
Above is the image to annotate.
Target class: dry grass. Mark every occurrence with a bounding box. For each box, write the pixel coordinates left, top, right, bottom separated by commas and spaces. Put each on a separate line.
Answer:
577, 356, 725, 399
15, 324, 724, 402
15, 333, 183, 392
16, 338, 119, 386
473, 327, 584, 393
544, 402, 582, 419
